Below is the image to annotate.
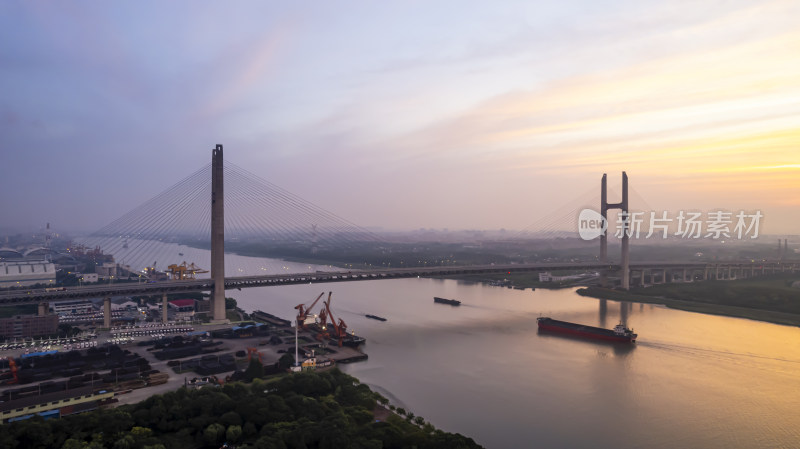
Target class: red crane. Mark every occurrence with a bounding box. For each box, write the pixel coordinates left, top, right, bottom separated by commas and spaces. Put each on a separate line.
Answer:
324, 295, 349, 347
246, 347, 263, 364
294, 292, 326, 329
7, 358, 19, 385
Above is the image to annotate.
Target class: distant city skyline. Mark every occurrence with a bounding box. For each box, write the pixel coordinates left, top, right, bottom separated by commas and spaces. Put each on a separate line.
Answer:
1, 1, 798, 234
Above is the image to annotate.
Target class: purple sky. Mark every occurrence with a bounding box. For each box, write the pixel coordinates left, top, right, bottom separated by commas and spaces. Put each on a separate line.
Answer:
2, 1, 799, 234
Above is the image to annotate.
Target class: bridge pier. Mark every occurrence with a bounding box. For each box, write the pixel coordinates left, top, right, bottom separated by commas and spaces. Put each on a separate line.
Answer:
162, 293, 168, 324
103, 297, 111, 328
600, 172, 630, 290
211, 144, 228, 323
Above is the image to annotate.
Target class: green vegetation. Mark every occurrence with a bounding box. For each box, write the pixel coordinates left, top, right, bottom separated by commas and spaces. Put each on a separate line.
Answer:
578, 274, 800, 326
244, 358, 265, 381
225, 297, 238, 310
57, 323, 82, 337
0, 369, 482, 449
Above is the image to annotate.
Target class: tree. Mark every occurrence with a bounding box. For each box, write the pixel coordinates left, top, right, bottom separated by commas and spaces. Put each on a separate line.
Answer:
220, 411, 242, 427
58, 323, 80, 337
225, 297, 237, 310
204, 423, 226, 446
226, 425, 243, 444
62, 440, 84, 449
245, 358, 265, 381
243, 422, 258, 438
278, 353, 295, 371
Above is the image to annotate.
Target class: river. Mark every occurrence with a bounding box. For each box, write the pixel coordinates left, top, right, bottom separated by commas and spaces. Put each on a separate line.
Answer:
232, 278, 800, 449
96, 241, 800, 448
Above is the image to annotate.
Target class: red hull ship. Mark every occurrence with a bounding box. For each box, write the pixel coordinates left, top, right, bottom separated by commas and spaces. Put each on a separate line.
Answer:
537, 317, 637, 343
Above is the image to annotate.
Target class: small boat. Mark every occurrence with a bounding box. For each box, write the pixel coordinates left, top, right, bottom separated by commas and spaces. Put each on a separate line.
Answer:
365, 314, 387, 322
433, 297, 461, 306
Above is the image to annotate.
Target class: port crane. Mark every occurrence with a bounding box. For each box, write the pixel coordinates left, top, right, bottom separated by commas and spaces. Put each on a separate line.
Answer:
294, 292, 327, 329
165, 262, 209, 280
144, 261, 158, 277
314, 301, 331, 343
246, 347, 263, 364
323, 294, 350, 347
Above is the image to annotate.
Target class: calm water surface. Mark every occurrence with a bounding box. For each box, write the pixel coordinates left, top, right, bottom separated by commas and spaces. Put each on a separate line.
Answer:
98, 242, 800, 448
232, 278, 800, 449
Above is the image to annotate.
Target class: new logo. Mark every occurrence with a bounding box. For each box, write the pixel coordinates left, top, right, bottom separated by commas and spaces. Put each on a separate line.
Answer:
578, 209, 607, 240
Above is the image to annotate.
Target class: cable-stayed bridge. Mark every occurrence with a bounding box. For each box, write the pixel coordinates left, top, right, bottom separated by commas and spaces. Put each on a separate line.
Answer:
2, 145, 797, 325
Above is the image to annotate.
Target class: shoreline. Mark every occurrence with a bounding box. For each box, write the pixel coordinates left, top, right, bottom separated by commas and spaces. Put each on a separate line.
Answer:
438, 271, 800, 328
576, 286, 800, 327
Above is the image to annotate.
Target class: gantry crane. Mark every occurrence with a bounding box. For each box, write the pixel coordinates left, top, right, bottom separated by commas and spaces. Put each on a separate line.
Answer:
166, 261, 209, 280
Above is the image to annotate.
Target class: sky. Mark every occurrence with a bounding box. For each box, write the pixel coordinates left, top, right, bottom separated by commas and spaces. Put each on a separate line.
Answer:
1, 0, 799, 235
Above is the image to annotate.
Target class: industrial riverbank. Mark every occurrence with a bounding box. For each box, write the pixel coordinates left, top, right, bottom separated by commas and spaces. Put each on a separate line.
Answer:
0, 315, 369, 420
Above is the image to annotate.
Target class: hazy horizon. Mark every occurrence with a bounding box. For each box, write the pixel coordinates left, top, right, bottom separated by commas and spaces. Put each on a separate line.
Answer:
2, 1, 798, 234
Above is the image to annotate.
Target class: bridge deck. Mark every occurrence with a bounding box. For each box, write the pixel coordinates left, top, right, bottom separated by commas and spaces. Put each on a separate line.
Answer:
0, 261, 788, 306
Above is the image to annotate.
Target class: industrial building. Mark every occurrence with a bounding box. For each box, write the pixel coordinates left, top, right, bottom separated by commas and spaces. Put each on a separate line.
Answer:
0, 261, 56, 288
50, 300, 95, 315
0, 315, 59, 339
168, 298, 198, 321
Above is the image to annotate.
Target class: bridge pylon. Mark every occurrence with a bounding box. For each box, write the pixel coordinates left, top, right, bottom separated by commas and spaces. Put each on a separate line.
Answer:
211, 144, 227, 322
600, 172, 630, 290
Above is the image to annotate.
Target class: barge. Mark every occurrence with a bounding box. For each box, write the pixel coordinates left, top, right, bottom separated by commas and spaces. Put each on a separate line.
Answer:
537, 317, 637, 343
434, 297, 461, 306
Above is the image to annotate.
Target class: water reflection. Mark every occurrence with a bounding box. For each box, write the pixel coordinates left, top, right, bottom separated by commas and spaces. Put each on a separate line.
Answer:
599, 299, 607, 327
620, 300, 630, 325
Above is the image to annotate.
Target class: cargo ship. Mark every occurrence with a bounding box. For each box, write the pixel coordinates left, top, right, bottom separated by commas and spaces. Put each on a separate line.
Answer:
434, 297, 461, 306
365, 314, 387, 322
536, 317, 637, 343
